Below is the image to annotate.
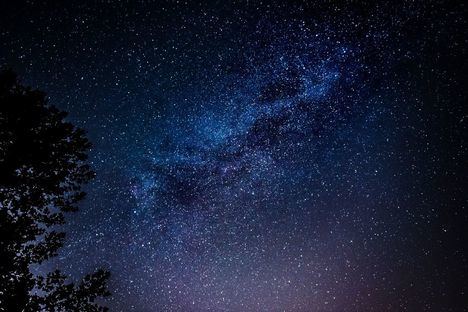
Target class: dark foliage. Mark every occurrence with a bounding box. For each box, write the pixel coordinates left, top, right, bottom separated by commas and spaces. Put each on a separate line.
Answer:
0, 69, 110, 311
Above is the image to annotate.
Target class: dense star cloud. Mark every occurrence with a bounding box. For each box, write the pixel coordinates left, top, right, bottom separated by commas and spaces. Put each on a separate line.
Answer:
1, 1, 467, 311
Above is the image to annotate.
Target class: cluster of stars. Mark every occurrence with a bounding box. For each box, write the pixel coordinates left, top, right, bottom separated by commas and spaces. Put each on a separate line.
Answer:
1, 1, 466, 311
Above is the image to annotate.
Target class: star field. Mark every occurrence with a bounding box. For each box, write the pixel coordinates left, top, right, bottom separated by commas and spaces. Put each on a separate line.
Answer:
1, 1, 467, 311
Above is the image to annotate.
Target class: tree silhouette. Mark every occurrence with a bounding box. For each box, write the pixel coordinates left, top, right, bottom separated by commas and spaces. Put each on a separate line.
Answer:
0, 69, 110, 311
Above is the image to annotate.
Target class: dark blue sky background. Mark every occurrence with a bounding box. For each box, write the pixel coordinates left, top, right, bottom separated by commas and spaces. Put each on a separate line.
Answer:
1, 1, 467, 311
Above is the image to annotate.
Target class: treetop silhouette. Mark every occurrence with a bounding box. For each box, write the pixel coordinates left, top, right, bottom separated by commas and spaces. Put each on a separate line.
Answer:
0, 69, 110, 312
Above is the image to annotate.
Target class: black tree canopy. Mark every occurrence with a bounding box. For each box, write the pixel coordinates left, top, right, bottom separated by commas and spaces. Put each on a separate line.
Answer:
0, 69, 110, 312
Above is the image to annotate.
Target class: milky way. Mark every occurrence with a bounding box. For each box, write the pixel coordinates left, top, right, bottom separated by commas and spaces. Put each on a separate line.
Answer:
1, 1, 467, 311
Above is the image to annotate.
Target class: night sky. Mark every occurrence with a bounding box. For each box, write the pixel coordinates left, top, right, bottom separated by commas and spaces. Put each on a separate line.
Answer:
1, 1, 467, 311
